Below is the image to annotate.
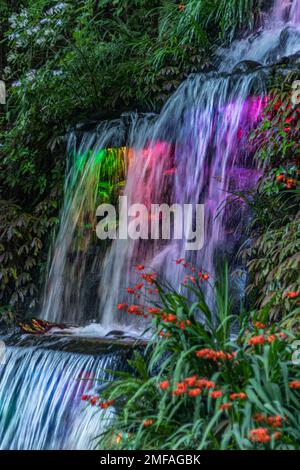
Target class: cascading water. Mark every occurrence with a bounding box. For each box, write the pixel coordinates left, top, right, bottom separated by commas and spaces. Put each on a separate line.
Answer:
0, 0, 300, 450
0, 340, 125, 449
42, 121, 127, 325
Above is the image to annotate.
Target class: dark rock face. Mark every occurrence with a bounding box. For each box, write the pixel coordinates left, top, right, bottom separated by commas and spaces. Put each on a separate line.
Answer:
232, 60, 262, 74
279, 26, 300, 49
287, 51, 300, 64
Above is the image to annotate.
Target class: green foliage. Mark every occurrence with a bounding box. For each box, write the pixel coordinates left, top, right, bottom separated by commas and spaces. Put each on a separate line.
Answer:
241, 79, 300, 322
0, 197, 59, 314
89, 265, 300, 450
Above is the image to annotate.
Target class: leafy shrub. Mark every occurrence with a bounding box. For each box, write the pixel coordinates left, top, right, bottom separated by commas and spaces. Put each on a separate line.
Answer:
0, 197, 59, 315
81, 262, 300, 450
240, 79, 300, 322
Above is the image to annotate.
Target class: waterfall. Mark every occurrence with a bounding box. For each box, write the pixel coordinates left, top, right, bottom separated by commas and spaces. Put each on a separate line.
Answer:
41, 0, 300, 329
219, 0, 300, 71
0, 341, 124, 449
98, 75, 265, 327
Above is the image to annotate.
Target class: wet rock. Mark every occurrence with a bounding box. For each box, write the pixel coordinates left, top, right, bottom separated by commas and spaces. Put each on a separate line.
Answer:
286, 51, 300, 65
105, 330, 125, 337
232, 60, 262, 74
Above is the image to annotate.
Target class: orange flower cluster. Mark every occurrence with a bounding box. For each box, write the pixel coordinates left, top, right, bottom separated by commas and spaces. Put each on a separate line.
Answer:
172, 376, 216, 397
135, 264, 145, 271
248, 335, 265, 346
220, 403, 232, 411
158, 330, 171, 338
248, 332, 287, 346
229, 392, 247, 401
135, 283, 143, 290
286, 291, 298, 299
289, 380, 300, 389
143, 419, 153, 427
148, 307, 161, 315
253, 321, 266, 329
160, 313, 176, 322
117, 303, 128, 311
175, 259, 209, 282
99, 400, 115, 410
249, 427, 280, 443
276, 174, 297, 189
210, 390, 222, 399
127, 304, 143, 316
285, 178, 297, 189
159, 380, 170, 390
81, 395, 115, 409
195, 348, 235, 361
141, 273, 156, 285
254, 414, 286, 428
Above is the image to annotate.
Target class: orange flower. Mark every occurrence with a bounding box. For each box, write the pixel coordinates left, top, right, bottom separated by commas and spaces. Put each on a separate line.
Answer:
143, 419, 153, 427
135, 283, 144, 290
159, 380, 170, 391
127, 304, 141, 314
135, 265, 145, 271
100, 400, 115, 409
248, 335, 265, 346
278, 332, 287, 339
289, 380, 300, 389
210, 390, 222, 399
195, 348, 234, 362
249, 428, 271, 443
267, 415, 285, 428
202, 274, 209, 281
89, 396, 99, 406
81, 395, 90, 402
117, 303, 127, 311
173, 382, 188, 396
273, 431, 281, 440
220, 403, 232, 411
286, 291, 298, 299
254, 321, 266, 329
196, 379, 215, 389
178, 3, 185, 12
141, 273, 156, 284
183, 376, 198, 387
127, 288, 135, 294
267, 334, 277, 344
166, 313, 177, 322
188, 388, 202, 397
254, 413, 266, 423
230, 392, 247, 401
276, 174, 285, 182
148, 307, 161, 315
